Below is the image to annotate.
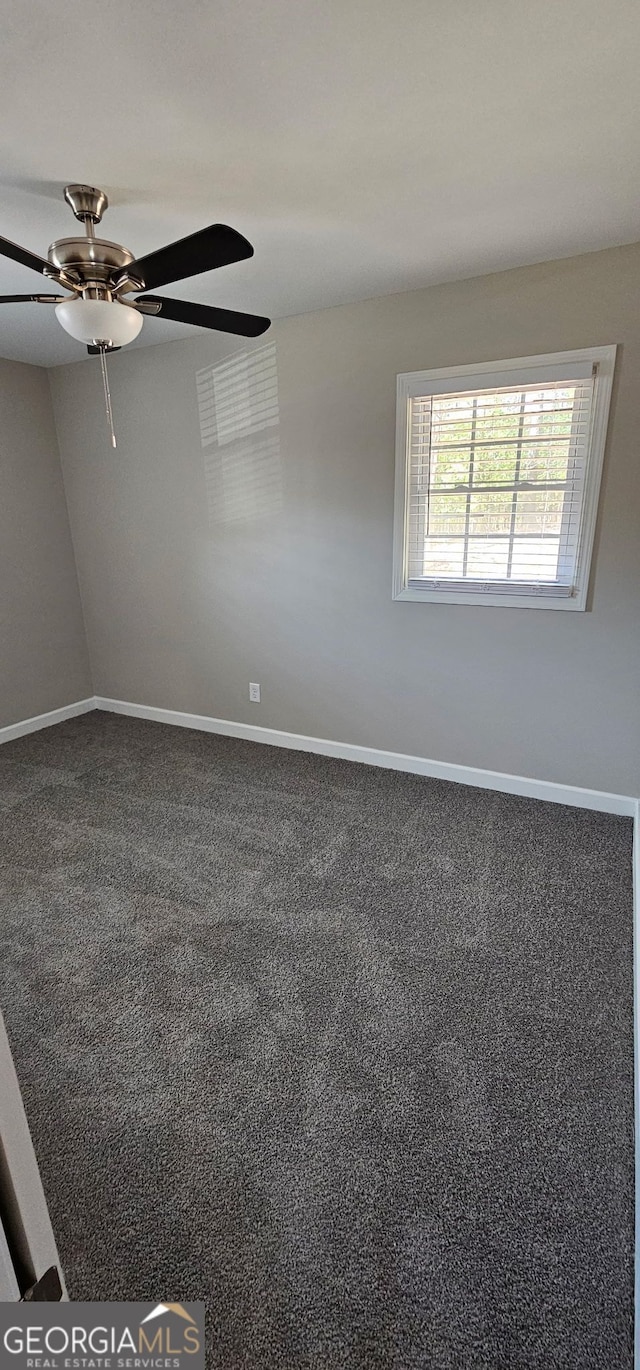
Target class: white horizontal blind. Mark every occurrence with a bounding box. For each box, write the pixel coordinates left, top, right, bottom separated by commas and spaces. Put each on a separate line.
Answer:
407, 376, 595, 596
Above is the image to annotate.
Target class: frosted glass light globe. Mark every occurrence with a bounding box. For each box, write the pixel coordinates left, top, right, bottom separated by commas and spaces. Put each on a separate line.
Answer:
55, 298, 144, 347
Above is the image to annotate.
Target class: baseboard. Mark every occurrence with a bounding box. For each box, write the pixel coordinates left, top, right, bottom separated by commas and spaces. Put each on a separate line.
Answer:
0, 697, 95, 746
634, 802, 640, 1369
3, 692, 635, 818
93, 695, 637, 817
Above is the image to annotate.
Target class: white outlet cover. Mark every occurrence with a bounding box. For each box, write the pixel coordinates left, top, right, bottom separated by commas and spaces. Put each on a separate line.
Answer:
249, 683, 261, 702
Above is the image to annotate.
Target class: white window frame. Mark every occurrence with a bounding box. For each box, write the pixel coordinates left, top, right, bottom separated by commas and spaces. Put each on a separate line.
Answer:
392, 346, 616, 611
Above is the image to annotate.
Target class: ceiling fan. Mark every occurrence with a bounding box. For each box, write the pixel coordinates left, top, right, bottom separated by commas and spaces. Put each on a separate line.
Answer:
0, 184, 271, 444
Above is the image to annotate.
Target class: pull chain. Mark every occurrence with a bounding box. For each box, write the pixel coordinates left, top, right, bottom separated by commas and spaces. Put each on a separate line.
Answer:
99, 346, 117, 448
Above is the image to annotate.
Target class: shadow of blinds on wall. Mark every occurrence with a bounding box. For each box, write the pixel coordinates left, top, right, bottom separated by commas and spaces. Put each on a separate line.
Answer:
196, 343, 282, 525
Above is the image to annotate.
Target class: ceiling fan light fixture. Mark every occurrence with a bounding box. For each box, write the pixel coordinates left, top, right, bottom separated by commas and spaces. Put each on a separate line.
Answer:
55, 297, 143, 347
0, 184, 270, 445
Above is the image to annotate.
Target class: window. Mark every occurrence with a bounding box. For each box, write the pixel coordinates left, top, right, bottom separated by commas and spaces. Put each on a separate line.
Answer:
393, 347, 616, 610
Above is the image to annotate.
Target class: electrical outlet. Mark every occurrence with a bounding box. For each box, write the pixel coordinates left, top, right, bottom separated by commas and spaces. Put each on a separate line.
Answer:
249, 682, 261, 703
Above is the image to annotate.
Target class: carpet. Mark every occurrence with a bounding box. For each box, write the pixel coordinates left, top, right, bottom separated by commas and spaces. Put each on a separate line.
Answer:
0, 711, 634, 1368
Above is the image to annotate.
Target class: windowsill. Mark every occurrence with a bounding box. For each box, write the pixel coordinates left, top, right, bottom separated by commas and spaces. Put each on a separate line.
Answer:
393, 585, 586, 610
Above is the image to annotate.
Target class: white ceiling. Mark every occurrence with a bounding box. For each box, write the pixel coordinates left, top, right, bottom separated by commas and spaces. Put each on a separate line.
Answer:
0, 0, 639, 367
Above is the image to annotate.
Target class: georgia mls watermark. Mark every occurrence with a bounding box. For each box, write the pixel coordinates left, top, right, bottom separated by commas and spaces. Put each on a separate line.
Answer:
0, 1301, 205, 1370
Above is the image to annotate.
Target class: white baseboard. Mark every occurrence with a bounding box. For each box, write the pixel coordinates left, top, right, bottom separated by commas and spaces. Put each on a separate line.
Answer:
93, 695, 638, 817
0, 697, 95, 746
634, 803, 640, 1369
2, 692, 635, 817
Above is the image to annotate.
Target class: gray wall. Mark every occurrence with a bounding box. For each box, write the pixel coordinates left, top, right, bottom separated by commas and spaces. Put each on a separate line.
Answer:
50, 243, 640, 793
0, 358, 91, 726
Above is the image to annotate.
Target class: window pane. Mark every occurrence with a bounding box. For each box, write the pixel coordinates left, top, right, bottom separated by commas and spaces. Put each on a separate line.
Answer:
510, 538, 561, 581
466, 540, 510, 579
426, 494, 467, 536
519, 443, 572, 483
472, 445, 518, 486
472, 392, 524, 444
430, 448, 470, 489
514, 489, 564, 535
422, 539, 465, 578
522, 390, 575, 440
469, 491, 512, 535
431, 394, 476, 446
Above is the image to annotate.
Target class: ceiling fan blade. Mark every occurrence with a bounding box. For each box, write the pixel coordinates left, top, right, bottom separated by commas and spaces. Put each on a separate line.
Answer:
136, 294, 270, 338
0, 293, 66, 303
87, 344, 121, 354
0, 235, 51, 276
125, 224, 253, 291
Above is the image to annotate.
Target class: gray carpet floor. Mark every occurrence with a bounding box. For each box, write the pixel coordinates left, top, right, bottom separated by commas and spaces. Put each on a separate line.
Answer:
0, 711, 634, 1368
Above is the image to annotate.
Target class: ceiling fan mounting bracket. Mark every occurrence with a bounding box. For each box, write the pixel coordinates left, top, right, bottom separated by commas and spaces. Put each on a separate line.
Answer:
64, 184, 108, 226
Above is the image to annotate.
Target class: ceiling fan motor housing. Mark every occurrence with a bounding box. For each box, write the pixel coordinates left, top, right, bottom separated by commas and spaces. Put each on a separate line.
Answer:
47, 237, 136, 292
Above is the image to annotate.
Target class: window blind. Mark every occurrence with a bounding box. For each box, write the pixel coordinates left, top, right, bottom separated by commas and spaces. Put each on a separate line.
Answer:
406, 376, 595, 596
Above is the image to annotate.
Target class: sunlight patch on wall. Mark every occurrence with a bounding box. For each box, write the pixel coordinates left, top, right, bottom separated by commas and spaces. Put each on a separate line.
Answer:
196, 343, 282, 525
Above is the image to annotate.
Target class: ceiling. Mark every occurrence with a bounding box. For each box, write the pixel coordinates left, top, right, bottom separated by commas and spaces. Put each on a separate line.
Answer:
0, 0, 639, 367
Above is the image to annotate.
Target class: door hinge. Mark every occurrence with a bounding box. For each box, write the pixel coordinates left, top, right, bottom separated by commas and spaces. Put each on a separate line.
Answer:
21, 1265, 63, 1301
